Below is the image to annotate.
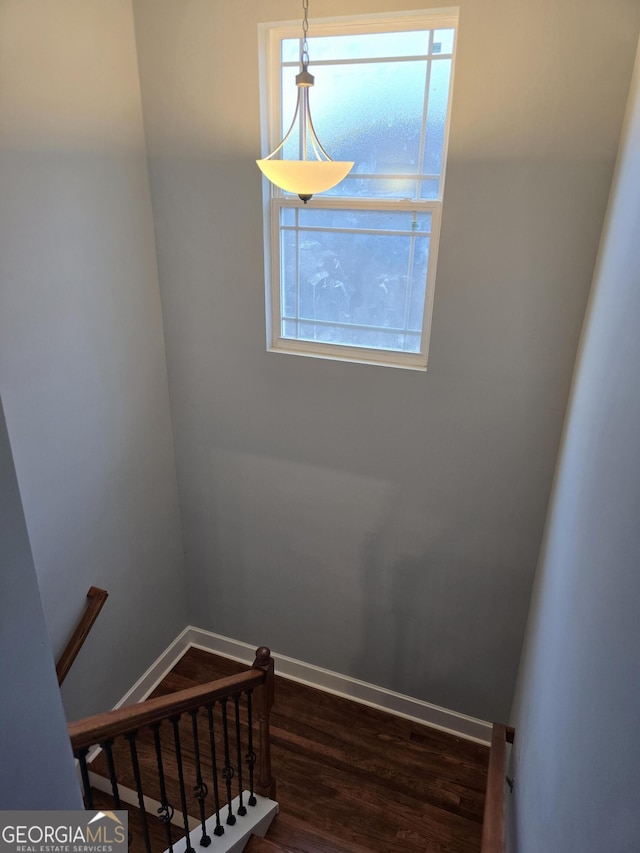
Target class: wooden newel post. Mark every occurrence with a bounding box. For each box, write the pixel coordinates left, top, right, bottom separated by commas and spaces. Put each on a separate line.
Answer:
252, 646, 276, 799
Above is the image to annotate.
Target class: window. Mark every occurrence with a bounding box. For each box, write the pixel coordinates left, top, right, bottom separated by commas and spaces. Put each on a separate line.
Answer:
259, 10, 458, 370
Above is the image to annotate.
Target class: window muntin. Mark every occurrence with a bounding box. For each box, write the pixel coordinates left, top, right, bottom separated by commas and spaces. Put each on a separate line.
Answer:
261, 12, 457, 369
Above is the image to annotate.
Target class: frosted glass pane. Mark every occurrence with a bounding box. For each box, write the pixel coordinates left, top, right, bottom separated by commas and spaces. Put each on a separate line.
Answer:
282, 38, 300, 63
281, 228, 297, 317
297, 231, 411, 327
422, 59, 452, 176
305, 31, 430, 62
296, 322, 420, 352
281, 66, 299, 160
323, 175, 418, 200
282, 30, 452, 64
420, 178, 440, 199
279, 214, 430, 352
276, 52, 453, 200
309, 61, 427, 178
281, 207, 296, 226
297, 208, 432, 233
408, 238, 430, 331
432, 29, 455, 55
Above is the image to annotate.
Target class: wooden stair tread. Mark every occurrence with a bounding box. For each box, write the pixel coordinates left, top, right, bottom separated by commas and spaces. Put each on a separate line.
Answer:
263, 813, 374, 853
245, 835, 291, 852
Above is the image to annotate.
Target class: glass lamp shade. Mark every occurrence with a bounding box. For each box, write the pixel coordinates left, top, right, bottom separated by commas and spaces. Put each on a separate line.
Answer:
256, 158, 354, 197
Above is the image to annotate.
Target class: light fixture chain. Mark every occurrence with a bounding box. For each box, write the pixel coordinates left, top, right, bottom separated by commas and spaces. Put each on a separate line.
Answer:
301, 0, 310, 67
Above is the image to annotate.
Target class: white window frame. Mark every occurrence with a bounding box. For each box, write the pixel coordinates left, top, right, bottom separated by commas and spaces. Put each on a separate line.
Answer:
258, 9, 458, 371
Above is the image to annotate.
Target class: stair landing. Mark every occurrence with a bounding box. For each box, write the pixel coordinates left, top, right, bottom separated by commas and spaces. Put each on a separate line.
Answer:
89, 647, 488, 853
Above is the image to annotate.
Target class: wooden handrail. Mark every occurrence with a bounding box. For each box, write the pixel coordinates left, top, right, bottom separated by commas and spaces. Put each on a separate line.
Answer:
480, 723, 515, 853
56, 586, 109, 686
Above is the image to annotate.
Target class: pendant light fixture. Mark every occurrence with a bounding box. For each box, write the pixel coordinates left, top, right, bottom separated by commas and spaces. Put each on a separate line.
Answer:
257, 0, 354, 203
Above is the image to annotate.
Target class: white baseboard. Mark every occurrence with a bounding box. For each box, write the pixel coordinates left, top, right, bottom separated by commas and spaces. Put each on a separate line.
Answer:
105, 624, 491, 745
186, 626, 492, 745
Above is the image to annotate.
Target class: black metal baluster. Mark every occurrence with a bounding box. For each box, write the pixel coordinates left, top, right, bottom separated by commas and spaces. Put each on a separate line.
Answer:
246, 690, 257, 807
100, 740, 121, 808
125, 732, 152, 853
171, 715, 195, 853
206, 704, 224, 838
75, 748, 93, 809
102, 739, 132, 849
151, 723, 175, 853
233, 695, 246, 816
189, 710, 211, 847
221, 698, 236, 826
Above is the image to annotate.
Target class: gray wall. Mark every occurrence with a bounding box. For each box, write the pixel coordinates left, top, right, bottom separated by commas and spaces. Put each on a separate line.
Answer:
0, 0, 187, 720
132, 0, 640, 721
508, 39, 640, 853
0, 399, 82, 809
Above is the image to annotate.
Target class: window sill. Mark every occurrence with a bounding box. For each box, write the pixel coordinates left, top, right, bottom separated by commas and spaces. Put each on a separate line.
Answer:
267, 338, 428, 371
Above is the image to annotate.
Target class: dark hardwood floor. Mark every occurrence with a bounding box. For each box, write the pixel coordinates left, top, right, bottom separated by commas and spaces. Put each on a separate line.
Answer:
91, 648, 488, 853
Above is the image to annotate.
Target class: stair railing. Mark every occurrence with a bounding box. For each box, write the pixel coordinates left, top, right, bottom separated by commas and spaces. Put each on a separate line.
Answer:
57, 586, 109, 685
480, 723, 515, 853
68, 647, 275, 853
